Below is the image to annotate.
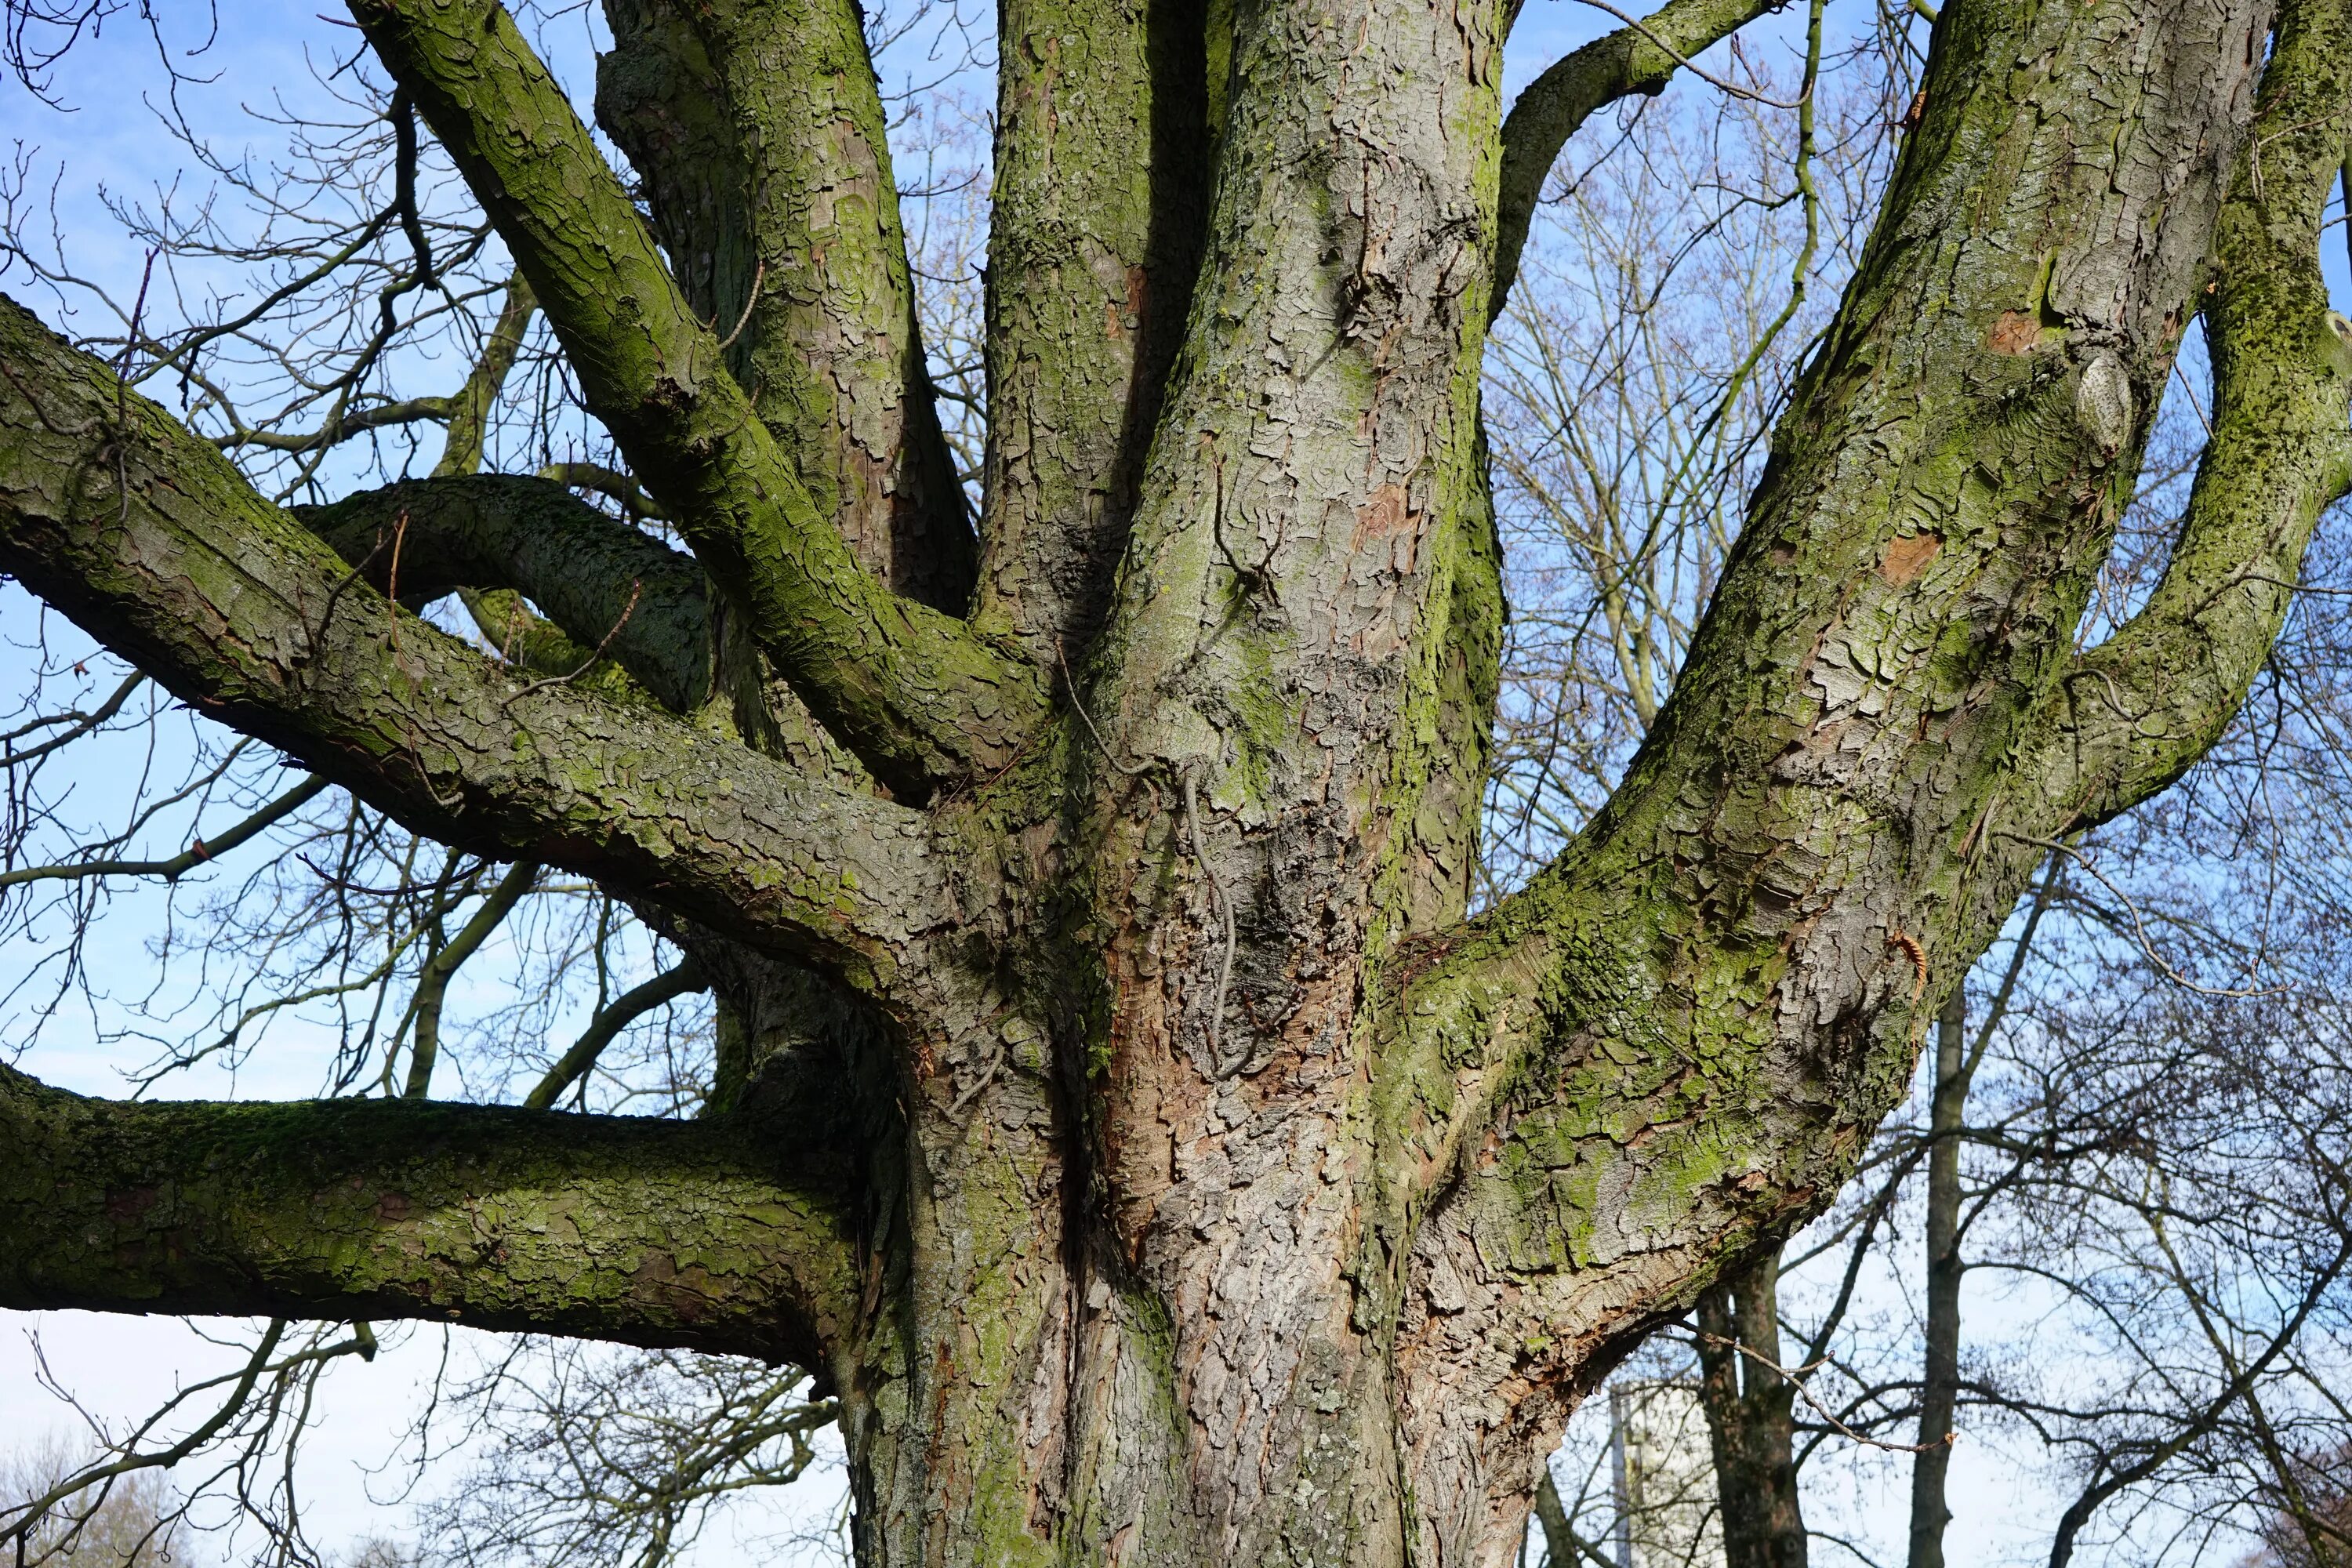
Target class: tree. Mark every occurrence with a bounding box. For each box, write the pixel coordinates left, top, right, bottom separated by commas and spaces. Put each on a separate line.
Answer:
2, 1437, 196, 1566
2253, 1440, 2352, 1566
1588, 819, 2352, 1566
3, 0, 2350, 1563
1481, 71, 2352, 1555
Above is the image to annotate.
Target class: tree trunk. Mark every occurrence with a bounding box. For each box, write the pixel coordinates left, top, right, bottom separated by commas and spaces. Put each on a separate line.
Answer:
5, 0, 2351, 1564
1698, 1251, 1809, 1568
1907, 985, 1969, 1568
1530, 1470, 1581, 1568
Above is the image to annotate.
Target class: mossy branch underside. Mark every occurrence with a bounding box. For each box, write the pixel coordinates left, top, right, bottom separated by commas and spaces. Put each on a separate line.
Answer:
0, 1060, 858, 1363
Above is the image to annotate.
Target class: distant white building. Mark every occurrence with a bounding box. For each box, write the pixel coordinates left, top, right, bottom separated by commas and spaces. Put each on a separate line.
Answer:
1609, 1381, 1726, 1568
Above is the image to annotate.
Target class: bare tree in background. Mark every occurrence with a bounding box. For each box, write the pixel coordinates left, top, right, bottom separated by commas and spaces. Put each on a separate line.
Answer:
3, 1436, 195, 1566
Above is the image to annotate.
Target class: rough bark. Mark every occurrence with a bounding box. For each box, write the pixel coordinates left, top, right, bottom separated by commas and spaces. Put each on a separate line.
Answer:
597, 0, 976, 612
1062, 0, 1510, 1550
4, 0, 2350, 1565
970, 0, 1214, 657
0, 1061, 857, 1367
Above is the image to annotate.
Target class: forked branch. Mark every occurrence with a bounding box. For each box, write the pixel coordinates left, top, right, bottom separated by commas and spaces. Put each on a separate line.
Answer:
0, 292, 954, 991
2015, 0, 2352, 835
345, 0, 1044, 800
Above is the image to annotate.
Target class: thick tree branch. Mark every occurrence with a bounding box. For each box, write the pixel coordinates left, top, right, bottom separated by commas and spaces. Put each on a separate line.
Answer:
2014, 0, 2352, 833
0, 1061, 858, 1367
1493, 0, 1783, 320
299, 474, 715, 714
971, 0, 1211, 659
1385, 0, 2276, 1525
0, 292, 955, 992
1385, 0, 2280, 1251
346, 0, 1043, 800
601, 0, 975, 612
432, 268, 535, 480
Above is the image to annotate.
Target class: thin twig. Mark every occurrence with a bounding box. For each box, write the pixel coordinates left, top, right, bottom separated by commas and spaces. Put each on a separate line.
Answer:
716, 261, 767, 352
0, 774, 329, 891
386, 508, 410, 654
386, 509, 409, 606
1592, 0, 1825, 606
2249, 114, 2333, 205
110, 247, 159, 526
304, 530, 389, 666
2238, 572, 2352, 597
112, 247, 157, 425
500, 579, 642, 707
1690, 1327, 1957, 1454
0, 672, 144, 769
1998, 833, 2285, 998
1054, 637, 1153, 778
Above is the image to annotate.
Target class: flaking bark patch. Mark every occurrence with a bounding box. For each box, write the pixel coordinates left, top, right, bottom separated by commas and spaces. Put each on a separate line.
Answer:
1881, 532, 1942, 586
